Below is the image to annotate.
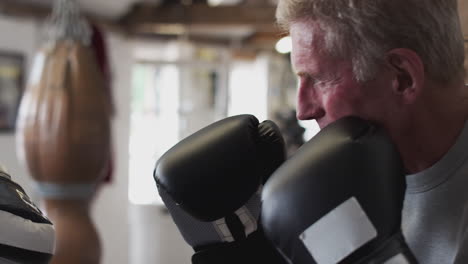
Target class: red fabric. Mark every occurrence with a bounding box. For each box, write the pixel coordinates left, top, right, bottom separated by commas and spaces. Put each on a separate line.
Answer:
91, 23, 114, 115
91, 23, 114, 184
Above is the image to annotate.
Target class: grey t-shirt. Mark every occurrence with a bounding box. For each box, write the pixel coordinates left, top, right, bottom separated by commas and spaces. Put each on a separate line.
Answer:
402, 121, 468, 264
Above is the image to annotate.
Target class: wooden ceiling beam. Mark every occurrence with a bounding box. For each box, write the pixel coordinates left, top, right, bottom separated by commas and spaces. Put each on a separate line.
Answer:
121, 2, 278, 32
0, 0, 49, 19
0, 0, 121, 34
243, 31, 285, 46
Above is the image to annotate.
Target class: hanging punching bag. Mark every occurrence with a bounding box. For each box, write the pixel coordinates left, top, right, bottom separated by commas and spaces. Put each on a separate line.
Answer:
17, 0, 111, 201
17, 40, 112, 197
15, 0, 111, 263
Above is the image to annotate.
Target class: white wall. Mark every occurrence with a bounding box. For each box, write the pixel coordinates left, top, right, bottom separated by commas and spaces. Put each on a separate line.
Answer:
92, 32, 132, 264
0, 15, 41, 199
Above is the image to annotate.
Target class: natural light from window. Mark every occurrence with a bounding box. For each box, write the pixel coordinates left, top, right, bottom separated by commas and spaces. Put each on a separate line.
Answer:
128, 63, 180, 205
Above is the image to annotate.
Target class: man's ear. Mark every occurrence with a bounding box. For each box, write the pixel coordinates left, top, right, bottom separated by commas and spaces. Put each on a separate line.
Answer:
385, 48, 425, 104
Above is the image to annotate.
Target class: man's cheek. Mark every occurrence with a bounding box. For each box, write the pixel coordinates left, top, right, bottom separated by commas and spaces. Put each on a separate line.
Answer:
325, 98, 356, 120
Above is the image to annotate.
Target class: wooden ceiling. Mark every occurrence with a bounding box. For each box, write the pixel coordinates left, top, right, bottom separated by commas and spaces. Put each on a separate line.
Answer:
0, 0, 466, 53
119, 1, 282, 53
0, 0, 282, 53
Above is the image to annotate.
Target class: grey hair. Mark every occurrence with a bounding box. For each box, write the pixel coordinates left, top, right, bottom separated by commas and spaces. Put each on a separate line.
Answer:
277, 0, 466, 83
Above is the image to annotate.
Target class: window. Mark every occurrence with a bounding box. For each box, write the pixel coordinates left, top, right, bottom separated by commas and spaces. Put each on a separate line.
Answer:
129, 63, 180, 205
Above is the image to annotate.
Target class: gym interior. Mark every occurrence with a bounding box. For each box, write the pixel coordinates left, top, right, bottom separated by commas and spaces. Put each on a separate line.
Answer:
0, 0, 466, 263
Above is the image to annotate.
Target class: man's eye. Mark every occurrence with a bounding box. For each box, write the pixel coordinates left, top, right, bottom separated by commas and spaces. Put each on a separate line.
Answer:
311, 77, 326, 87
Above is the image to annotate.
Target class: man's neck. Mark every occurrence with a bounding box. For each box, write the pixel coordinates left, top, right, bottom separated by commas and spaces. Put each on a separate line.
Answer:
393, 82, 468, 174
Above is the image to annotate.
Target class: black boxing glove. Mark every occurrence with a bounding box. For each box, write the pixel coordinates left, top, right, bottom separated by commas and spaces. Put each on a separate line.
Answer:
154, 114, 287, 264
0, 168, 54, 264
262, 116, 418, 264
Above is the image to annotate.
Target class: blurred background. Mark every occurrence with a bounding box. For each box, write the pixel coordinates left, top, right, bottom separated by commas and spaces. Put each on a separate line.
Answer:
0, 0, 466, 263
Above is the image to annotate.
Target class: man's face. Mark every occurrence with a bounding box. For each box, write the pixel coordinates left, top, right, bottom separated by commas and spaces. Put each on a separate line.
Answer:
290, 20, 395, 129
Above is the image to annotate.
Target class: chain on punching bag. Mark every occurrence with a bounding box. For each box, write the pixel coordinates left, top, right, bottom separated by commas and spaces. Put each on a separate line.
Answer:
16, 0, 112, 199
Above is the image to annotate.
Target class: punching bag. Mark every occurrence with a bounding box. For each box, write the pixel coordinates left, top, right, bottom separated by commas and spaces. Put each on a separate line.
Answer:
15, 0, 111, 263
17, 40, 112, 197
16, 0, 111, 200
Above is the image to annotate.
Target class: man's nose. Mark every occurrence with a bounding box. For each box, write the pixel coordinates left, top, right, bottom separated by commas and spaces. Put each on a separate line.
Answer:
296, 84, 325, 120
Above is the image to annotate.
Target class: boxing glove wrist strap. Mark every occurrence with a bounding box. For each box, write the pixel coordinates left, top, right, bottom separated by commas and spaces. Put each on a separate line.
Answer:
192, 227, 287, 264
354, 231, 417, 264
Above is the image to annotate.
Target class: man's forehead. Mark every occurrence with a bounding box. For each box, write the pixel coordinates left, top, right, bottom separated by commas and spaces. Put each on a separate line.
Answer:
290, 21, 327, 67
290, 20, 320, 46
291, 19, 329, 52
